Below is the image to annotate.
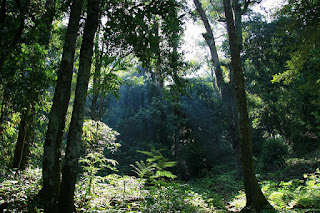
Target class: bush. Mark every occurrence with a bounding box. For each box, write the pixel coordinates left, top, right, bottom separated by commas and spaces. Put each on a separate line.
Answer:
260, 137, 289, 171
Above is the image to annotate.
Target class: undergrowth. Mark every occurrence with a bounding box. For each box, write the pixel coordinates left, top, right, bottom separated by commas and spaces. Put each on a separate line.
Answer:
1, 166, 319, 212
227, 169, 320, 212
75, 174, 223, 212
0, 168, 223, 212
0, 167, 42, 211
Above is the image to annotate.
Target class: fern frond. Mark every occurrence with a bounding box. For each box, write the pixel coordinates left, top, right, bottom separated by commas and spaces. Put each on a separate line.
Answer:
161, 161, 177, 168
151, 170, 177, 179
137, 150, 154, 157
130, 160, 152, 178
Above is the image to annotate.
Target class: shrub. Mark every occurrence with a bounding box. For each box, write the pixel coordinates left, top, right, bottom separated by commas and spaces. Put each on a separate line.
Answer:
260, 137, 289, 171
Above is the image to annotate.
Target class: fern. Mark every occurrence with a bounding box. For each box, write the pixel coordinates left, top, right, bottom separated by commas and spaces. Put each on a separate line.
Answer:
131, 148, 177, 184
80, 152, 119, 196
130, 160, 154, 179
151, 170, 177, 179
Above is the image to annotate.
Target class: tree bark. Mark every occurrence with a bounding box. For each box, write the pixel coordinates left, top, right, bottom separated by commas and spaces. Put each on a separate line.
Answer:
13, 110, 28, 170
0, 91, 8, 143
234, 0, 243, 51
90, 40, 103, 121
12, 108, 34, 170
19, 109, 34, 170
41, 1, 83, 212
193, 0, 242, 177
59, 0, 99, 211
222, 0, 274, 211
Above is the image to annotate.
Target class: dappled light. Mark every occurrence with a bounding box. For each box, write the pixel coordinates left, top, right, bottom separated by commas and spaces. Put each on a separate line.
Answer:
1, 0, 320, 212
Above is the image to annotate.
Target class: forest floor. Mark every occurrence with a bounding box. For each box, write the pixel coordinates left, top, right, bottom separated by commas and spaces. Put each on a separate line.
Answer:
0, 150, 319, 212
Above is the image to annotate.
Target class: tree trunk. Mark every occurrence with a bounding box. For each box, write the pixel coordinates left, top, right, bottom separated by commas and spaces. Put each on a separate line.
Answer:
193, 0, 242, 177
156, 64, 164, 89
234, 0, 243, 51
151, 18, 164, 89
90, 74, 99, 121
59, 0, 99, 211
12, 108, 34, 170
13, 110, 28, 170
90, 40, 103, 121
0, 91, 8, 143
222, 0, 274, 211
97, 94, 107, 121
173, 96, 181, 161
41, 1, 83, 212
19, 109, 34, 170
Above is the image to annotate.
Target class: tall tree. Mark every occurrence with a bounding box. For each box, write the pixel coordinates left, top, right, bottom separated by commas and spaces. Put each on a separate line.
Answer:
0, 0, 30, 144
193, 0, 242, 176
223, 0, 274, 211
12, 0, 58, 171
243, 15, 320, 154
59, 0, 100, 211
89, 41, 127, 122
41, 0, 83, 211
273, 0, 320, 85
90, 37, 105, 121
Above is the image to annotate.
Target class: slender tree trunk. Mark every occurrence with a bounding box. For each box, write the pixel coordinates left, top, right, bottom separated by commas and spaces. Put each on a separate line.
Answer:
13, 110, 28, 169
234, 0, 243, 51
153, 18, 164, 89
0, 92, 8, 142
90, 77, 99, 121
12, 108, 34, 170
19, 109, 34, 170
59, 0, 99, 211
223, 0, 274, 211
173, 97, 180, 161
90, 40, 103, 121
41, 1, 83, 212
156, 64, 164, 89
193, 0, 242, 177
97, 94, 107, 121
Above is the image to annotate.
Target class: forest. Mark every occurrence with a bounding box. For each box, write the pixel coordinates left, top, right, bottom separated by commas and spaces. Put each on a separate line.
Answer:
0, 0, 319, 212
